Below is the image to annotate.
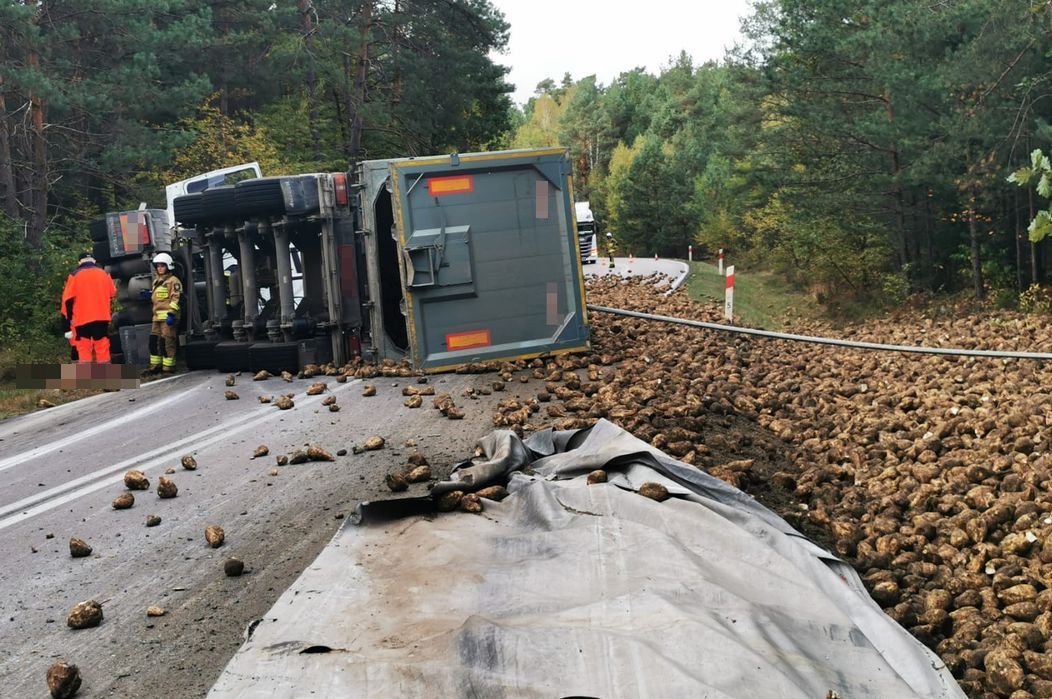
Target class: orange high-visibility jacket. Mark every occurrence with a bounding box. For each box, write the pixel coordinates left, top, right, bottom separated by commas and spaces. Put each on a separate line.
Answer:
61, 263, 116, 328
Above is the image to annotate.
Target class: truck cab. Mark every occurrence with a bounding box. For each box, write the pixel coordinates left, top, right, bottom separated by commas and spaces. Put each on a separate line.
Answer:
574, 201, 599, 264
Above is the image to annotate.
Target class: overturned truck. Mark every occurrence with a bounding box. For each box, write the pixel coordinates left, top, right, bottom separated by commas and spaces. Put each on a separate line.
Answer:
101, 149, 592, 373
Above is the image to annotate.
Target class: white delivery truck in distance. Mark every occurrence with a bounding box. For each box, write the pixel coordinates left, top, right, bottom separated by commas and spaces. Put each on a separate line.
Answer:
574, 201, 599, 264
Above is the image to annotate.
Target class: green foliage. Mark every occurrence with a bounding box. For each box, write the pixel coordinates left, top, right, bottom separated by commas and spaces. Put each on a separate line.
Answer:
1019, 284, 1052, 314
0, 214, 79, 368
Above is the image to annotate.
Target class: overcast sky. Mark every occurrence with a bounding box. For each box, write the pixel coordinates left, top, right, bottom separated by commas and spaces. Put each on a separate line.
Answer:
488, 1, 755, 105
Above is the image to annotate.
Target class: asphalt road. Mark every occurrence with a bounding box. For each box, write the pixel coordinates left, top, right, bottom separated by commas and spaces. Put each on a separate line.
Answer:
582, 256, 689, 288
0, 367, 517, 697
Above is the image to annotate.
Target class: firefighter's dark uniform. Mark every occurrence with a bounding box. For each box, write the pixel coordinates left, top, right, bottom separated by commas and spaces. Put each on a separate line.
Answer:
149, 271, 182, 373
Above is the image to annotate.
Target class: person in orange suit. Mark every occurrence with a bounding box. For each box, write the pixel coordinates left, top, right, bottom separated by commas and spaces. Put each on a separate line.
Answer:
60, 252, 116, 363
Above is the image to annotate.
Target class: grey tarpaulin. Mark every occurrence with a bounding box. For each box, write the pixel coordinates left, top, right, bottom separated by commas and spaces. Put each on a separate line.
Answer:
208, 419, 965, 698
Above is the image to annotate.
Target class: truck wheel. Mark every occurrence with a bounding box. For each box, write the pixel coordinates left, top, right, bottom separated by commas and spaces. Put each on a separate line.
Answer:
233, 178, 286, 218
173, 193, 207, 226
249, 341, 300, 374
214, 341, 252, 373
109, 258, 152, 279
90, 219, 108, 242
184, 340, 218, 370
201, 185, 238, 223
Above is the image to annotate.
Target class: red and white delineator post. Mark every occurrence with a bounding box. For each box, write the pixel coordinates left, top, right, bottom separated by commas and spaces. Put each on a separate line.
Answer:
688, 245, 693, 262
724, 265, 735, 321
718, 249, 724, 274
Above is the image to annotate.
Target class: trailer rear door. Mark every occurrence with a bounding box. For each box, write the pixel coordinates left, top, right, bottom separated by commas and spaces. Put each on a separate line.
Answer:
389, 149, 590, 371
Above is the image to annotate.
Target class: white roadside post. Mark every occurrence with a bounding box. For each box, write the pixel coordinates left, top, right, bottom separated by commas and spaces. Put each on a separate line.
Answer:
718, 249, 724, 275
688, 244, 693, 262
725, 265, 735, 321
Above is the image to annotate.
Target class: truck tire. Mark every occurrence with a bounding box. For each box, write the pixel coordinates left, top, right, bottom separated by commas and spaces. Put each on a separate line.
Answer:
249, 341, 300, 374
119, 303, 153, 325
173, 193, 206, 226
109, 257, 152, 279
201, 185, 238, 223
90, 218, 108, 242
184, 340, 218, 370
234, 177, 286, 218
214, 341, 252, 373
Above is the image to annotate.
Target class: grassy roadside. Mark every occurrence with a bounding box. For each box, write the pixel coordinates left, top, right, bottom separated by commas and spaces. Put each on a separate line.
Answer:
0, 345, 102, 420
683, 261, 827, 330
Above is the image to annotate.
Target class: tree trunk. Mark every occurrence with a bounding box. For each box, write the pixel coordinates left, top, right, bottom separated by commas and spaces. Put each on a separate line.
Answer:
346, 0, 372, 167
968, 201, 985, 300
299, 0, 322, 162
0, 76, 18, 218
1012, 190, 1022, 292
26, 12, 48, 249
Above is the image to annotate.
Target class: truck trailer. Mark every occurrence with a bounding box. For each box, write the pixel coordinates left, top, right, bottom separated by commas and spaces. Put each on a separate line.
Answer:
98, 148, 592, 373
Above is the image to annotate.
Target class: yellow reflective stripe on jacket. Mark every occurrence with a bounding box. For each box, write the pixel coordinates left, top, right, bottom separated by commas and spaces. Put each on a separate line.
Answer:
154, 287, 169, 299
169, 301, 179, 312
155, 310, 170, 321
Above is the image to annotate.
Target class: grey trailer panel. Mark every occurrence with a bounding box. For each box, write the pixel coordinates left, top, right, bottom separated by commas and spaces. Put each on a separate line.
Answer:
390, 150, 589, 371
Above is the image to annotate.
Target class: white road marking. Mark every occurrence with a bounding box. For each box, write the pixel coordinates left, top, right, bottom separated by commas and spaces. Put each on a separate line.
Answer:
0, 380, 359, 530
0, 389, 196, 473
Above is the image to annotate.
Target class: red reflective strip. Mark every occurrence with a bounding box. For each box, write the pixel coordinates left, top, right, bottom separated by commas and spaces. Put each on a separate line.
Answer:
339, 244, 358, 299
446, 329, 491, 351
725, 274, 735, 289
427, 175, 474, 196
333, 173, 348, 206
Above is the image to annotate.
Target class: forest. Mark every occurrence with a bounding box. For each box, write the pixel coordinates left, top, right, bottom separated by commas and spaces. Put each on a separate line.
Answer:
2, 0, 1051, 362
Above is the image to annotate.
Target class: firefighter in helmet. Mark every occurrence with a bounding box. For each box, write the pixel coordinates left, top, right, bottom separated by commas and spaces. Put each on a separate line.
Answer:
145, 252, 182, 374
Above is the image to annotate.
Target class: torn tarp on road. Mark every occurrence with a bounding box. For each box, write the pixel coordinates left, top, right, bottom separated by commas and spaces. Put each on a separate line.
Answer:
208, 419, 965, 699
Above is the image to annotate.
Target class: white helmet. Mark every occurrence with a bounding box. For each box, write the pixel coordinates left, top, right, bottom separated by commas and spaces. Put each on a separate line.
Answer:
152, 252, 174, 267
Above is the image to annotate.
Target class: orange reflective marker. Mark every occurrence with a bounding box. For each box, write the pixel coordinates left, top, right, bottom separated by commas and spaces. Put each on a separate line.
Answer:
427, 175, 474, 197
446, 329, 491, 351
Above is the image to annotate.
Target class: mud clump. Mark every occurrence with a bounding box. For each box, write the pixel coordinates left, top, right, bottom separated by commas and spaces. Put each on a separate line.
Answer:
224, 390, 239, 400
253, 445, 269, 458
66, 600, 103, 629
46, 661, 81, 698
274, 396, 294, 410
181, 455, 197, 470
224, 558, 245, 577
